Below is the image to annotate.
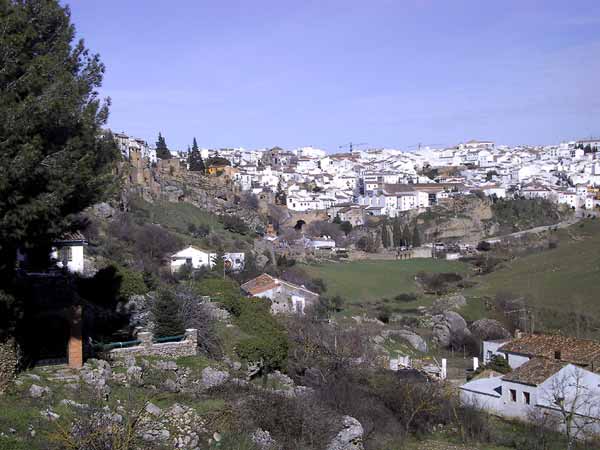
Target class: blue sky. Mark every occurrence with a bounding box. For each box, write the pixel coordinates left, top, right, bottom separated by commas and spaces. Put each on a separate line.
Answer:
67, 0, 600, 151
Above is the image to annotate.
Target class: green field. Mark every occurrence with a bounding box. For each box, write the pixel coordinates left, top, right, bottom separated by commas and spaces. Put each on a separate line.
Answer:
303, 259, 470, 305
465, 218, 600, 329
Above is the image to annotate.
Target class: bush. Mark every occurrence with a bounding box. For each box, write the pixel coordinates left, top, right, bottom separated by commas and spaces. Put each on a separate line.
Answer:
394, 293, 417, 303
220, 215, 249, 235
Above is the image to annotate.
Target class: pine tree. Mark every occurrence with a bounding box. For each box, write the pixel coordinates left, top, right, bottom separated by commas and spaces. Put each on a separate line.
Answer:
188, 137, 205, 172
0, 0, 119, 336
412, 224, 422, 247
155, 132, 171, 159
152, 290, 184, 338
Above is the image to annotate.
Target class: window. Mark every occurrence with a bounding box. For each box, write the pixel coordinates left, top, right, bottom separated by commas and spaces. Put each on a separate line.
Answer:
510, 389, 517, 402
523, 391, 530, 405
59, 246, 72, 262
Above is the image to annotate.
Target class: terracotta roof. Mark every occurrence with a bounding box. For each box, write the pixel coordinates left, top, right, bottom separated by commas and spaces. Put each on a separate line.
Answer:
502, 358, 566, 386
54, 231, 87, 243
498, 334, 600, 367
241, 273, 280, 296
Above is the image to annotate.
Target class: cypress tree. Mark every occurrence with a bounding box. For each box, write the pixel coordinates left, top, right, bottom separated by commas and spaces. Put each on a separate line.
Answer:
402, 224, 411, 247
392, 219, 403, 247
0, 0, 119, 336
412, 224, 422, 247
381, 224, 391, 248
155, 132, 171, 159
188, 137, 205, 172
152, 290, 184, 337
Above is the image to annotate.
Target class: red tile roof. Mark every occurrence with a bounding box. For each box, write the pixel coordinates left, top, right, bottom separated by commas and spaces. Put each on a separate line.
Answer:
498, 334, 600, 367
241, 274, 280, 296
502, 358, 566, 386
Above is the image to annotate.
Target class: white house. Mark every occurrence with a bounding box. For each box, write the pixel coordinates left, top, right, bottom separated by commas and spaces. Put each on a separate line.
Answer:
170, 246, 245, 273
51, 232, 88, 274
463, 334, 600, 427
240, 273, 320, 315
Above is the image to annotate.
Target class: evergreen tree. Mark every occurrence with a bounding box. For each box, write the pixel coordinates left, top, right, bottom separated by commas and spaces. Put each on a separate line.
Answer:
151, 290, 184, 338
381, 224, 391, 248
0, 0, 119, 336
188, 137, 205, 172
155, 132, 171, 159
412, 224, 422, 247
392, 219, 403, 247
402, 224, 411, 247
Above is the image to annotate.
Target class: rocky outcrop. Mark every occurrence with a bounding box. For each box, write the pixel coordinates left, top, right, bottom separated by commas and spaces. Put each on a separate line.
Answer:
327, 416, 364, 450
432, 311, 471, 348
0, 337, 19, 393
433, 294, 467, 312
380, 329, 428, 353
470, 319, 511, 341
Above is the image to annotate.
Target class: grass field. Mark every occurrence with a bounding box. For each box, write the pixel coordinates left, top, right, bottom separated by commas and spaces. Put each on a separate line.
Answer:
303, 259, 470, 307
464, 218, 600, 329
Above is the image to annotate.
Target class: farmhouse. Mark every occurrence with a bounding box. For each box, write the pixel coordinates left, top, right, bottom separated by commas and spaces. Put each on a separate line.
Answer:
241, 273, 319, 315
170, 246, 245, 272
462, 334, 600, 429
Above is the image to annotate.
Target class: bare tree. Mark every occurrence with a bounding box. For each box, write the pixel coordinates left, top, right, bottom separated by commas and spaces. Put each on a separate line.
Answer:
537, 366, 600, 450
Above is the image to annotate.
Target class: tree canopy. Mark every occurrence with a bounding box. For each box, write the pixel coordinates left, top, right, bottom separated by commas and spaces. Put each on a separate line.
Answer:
0, 0, 119, 336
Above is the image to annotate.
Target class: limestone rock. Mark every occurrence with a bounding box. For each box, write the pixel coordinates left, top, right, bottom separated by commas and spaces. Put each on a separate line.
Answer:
28, 384, 50, 399
252, 428, 279, 450
145, 402, 162, 417
126, 366, 143, 385
381, 329, 428, 353
432, 311, 471, 348
327, 416, 364, 450
433, 294, 467, 312
201, 367, 229, 389
470, 319, 511, 341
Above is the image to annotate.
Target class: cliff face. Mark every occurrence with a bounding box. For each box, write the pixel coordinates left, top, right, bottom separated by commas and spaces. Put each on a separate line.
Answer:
120, 156, 266, 233
415, 197, 498, 243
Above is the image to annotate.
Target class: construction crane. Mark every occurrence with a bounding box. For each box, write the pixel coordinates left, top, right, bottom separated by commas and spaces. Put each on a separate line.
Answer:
338, 142, 368, 153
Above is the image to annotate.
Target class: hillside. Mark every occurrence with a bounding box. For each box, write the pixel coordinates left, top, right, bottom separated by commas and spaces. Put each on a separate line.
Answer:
398, 196, 571, 244
464, 218, 600, 334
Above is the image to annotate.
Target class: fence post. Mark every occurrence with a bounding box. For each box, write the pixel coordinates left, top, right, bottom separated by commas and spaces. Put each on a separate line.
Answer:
138, 332, 153, 350
185, 328, 198, 347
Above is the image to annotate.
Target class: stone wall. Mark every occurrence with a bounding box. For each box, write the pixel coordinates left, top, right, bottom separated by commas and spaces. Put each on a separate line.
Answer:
101, 329, 198, 365
0, 338, 19, 393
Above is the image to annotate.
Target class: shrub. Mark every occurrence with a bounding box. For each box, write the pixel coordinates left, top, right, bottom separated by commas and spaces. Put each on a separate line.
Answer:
220, 215, 249, 235
394, 293, 417, 303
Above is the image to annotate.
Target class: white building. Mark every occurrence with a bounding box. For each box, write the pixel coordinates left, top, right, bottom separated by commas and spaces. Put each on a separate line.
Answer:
170, 246, 244, 273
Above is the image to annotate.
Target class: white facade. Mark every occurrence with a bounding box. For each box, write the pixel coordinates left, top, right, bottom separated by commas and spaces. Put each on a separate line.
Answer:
51, 244, 86, 274
170, 246, 245, 273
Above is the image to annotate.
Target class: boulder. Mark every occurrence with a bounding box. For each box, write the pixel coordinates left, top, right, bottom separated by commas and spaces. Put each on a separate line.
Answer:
145, 402, 162, 417
327, 416, 364, 450
201, 367, 229, 389
470, 319, 511, 341
28, 384, 50, 399
432, 311, 471, 348
126, 366, 143, 385
381, 329, 428, 353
